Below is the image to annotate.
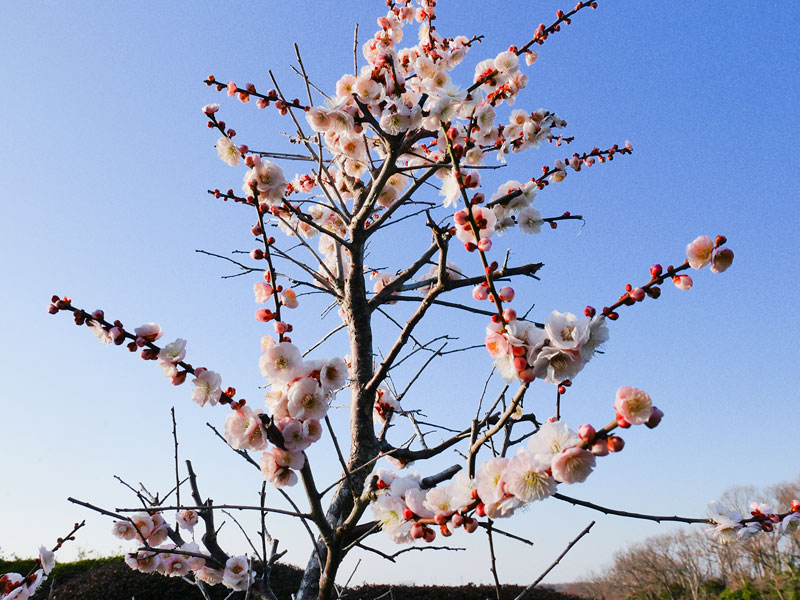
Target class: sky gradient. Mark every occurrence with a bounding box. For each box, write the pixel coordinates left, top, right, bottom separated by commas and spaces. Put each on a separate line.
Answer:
2, 0, 799, 588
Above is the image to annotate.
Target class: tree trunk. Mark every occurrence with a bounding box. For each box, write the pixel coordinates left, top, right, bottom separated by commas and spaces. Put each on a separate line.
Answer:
295, 234, 380, 600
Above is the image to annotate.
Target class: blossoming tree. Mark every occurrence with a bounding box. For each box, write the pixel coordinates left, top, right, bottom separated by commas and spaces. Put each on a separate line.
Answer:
27, 1, 798, 600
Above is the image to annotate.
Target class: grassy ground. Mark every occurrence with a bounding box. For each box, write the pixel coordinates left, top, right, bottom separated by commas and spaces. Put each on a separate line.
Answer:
1, 556, 583, 600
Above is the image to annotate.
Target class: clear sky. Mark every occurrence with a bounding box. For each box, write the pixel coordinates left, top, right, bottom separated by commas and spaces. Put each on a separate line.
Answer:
2, 0, 799, 589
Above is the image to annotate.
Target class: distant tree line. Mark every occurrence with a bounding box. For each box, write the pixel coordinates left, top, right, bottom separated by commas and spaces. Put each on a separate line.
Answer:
578, 479, 800, 600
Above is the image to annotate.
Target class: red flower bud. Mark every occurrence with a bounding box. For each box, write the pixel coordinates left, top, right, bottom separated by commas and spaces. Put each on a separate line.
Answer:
422, 527, 436, 543
607, 436, 625, 453
591, 439, 609, 456
463, 517, 478, 533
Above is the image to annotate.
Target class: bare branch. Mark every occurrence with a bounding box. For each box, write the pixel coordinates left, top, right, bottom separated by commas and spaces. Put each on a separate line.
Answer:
552, 493, 711, 524
512, 521, 596, 600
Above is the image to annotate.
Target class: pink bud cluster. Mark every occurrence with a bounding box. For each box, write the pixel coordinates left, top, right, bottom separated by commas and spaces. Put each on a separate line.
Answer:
205, 74, 307, 114
596, 235, 734, 321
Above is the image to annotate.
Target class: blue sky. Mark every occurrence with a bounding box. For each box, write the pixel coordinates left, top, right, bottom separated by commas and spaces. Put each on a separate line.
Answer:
2, 0, 799, 588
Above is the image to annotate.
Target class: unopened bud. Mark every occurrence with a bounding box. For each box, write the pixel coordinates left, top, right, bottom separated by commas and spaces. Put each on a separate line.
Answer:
579, 424, 596, 444
422, 527, 436, 543
607, 436, 625, 453
646, 286, 661, 299
255, 309, 275, 322
463, 517, 478, 533
498, 286, 515, 302
645, 406, 664, 429
472, 285, 490, 301
591, 440, 609, 456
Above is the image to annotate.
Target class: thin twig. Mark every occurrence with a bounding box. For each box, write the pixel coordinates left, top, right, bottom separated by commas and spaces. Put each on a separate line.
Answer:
512, 521, 596, 600
486, 519, 502, 600
552, 493, 710, 524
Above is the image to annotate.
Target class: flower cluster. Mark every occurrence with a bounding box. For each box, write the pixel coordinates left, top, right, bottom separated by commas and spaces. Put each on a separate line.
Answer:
1, 523, 82, 600
684, 234, 734, 282
706, 499, 800, 544
372, 387, 662, 543
112, 510, 254, 590
234, 340, 348, 488
0, 547, 54, 600
485, 309, 608, 385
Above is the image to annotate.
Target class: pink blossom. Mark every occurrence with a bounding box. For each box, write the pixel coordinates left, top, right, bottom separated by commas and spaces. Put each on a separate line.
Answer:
224, 406, 268, 451
528, 421, 581, 464
38, 547, 55, 575
147, 513, 169, 546
191, 369, 222, 407
686, 235, 714, 269
259, 342, 302, 384
278, 418, 311, 452
476, 457, 509, 505
176, 509, 198, 532
134, 323, 162, 343
222, 555, 253, 591
320, 357, 347, 391
614, 386, 653, 425
125, 551, 160, 574
254, 282, 274, 303
287, 377, 328, 420
280, 288, 299, 308
504, 449, 556, 502
158, 338, 186, 363
194, 566, 224, 585
551, 447, 595, 484
111, 520, 137, 541
303, 419, 323, 443
484, 331, 510, 358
